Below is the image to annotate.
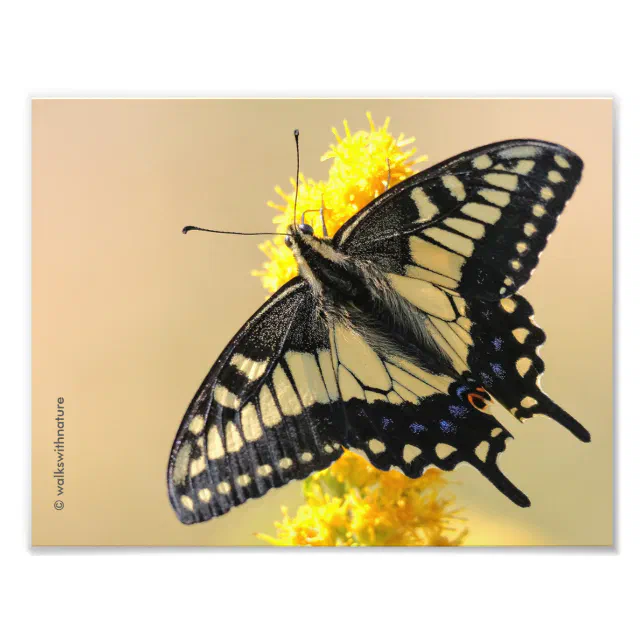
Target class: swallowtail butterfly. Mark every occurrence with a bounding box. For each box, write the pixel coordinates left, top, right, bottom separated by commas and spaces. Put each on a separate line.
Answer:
168, 138, 589, 524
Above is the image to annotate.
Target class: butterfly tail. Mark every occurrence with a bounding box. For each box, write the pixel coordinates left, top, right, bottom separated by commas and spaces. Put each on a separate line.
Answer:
537, 396, 591, 443
469, 455, 531, 508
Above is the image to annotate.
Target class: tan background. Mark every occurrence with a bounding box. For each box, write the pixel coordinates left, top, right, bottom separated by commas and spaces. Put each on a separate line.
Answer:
32, 99, 612, 546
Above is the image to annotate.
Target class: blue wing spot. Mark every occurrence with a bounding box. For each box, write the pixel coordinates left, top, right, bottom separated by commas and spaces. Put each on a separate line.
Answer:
492, 337, 503, 351
448, 404, 469, 419
410, 422, 426, 434
440, 419, 457, 434
456, 385, 470, 399
491, 362, 505, 378
382, 417, 394, 431
480, 372, 493, 387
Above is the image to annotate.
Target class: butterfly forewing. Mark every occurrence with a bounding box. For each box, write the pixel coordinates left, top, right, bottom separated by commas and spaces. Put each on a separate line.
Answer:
337, 139, 583, 301
168, 279, 344, 524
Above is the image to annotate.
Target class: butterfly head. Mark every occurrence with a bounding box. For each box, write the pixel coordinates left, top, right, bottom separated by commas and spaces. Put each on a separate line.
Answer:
284, 222, 314, 249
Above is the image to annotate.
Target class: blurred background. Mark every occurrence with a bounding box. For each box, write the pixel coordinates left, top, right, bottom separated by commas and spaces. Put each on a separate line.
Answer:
32, 99, 612, 546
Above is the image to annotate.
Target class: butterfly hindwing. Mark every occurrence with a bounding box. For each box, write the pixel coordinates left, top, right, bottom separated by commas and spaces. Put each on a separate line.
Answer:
337, 139, 583, 301
168, 279, 345, 524
326, 322, 529, 506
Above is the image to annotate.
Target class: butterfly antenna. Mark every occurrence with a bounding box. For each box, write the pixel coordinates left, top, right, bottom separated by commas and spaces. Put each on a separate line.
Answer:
182, 226, 287, 237
294, 129, 300, 227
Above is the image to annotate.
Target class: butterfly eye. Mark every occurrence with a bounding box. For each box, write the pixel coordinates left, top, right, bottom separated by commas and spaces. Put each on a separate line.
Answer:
298, 223, 314, 235
467, 387, 492, 414
284, 235, 293, 248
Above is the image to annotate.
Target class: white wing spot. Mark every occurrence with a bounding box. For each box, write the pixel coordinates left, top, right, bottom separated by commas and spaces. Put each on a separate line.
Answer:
498, 145, 538, 159
241, 404, 263, 442
524, 223, 537, 237
216, 481, 232, 495
512, 328, 530, 343
190, 456, 206, 478
424, 227, 475, 258
461, 202, 502, 224
257, 464, 273, 476
213, 385, 241, 410
172, 443, 191, 485
510, 259, 522, 271
554, 154, 570, 169
541, 186, 554, 200
521, 396, 538, 408
443, 217, 485, 239
533, 204, 546, 217
224, 422, 244, 453
478, 189, 511, 207
368, 439, 386, 454
198, 488, 212, 503
403, 444, 422, 464
435, 443, 456, 459
475, 441, 490, 461
500, 298, 517, 313
473, 154, 493, 169
513, 159, 535, 175
516, 241, 528, 254
300, 452, 313, 463
548, 170, 564, 183
324, 444, 334, 454
230, 354, 268, 381
237, 474, 252, 486
516, 357, 533, 377
279, 457, 293, 470
207, 425, 225, 460
180, 496, 194, 511
442, 175, 467, 201
189, 416, 205, 435
411, 187, 440, 222
259, 386, 281, 428
484, 173, 518, 191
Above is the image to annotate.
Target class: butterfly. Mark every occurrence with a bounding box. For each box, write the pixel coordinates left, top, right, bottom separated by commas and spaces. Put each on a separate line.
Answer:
168, 138, 590, 524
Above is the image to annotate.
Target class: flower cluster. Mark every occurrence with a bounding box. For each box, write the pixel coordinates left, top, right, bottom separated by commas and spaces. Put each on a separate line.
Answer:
254, 114, 466, 546
257, 451, 467, 546
252, 113, 427, 293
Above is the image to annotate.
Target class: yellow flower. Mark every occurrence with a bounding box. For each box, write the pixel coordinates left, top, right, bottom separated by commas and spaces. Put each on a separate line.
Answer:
256, 452, 467, 547
252, 113, 427, 293
254, 114, 466, 546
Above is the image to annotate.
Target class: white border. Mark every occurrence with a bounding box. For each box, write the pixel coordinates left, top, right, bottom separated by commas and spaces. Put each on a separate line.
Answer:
3, 1, 640, 641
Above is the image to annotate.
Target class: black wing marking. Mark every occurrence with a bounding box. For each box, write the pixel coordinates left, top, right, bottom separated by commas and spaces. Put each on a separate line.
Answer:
467, 294, 590, 442
168, 278, 345, 524
335, 139, 583, 301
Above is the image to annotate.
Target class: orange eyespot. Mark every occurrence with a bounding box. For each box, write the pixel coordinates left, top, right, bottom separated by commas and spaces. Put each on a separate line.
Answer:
468, 387, 492, 413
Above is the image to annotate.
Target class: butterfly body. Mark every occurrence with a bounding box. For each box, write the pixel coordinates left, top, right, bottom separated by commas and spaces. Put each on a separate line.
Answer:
289, 225, 459, 378
168, 138, 590, 524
